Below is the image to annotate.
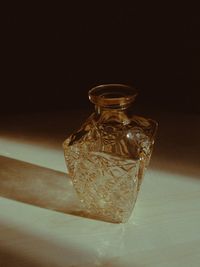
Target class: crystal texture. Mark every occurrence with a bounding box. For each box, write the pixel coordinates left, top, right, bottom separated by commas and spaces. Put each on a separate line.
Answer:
63, 84, 157, 223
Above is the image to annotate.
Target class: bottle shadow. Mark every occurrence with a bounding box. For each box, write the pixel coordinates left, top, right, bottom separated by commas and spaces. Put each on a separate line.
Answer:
0, 155, 122, 223
0, 155, 85, 217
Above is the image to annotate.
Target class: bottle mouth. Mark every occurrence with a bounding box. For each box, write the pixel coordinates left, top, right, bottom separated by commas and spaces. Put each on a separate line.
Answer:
88, 84, 138, 108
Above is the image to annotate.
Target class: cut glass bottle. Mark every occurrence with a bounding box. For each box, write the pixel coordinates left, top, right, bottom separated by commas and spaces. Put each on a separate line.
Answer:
63, 84, 158, 223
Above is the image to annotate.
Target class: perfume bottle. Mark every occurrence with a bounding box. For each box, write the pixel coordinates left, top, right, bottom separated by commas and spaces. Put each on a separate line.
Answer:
63, 84, 157, 223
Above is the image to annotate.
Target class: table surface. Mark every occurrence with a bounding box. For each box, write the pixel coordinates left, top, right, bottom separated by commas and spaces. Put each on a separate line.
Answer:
0, 111, 200, 267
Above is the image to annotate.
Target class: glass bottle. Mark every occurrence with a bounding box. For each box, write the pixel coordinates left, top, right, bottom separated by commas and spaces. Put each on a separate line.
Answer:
63, 84, 158, 223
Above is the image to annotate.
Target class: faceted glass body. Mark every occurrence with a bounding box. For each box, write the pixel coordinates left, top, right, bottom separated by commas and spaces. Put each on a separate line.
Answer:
63, 84, 157, 223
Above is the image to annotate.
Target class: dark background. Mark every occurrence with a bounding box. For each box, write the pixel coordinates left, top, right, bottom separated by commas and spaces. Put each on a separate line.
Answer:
2, 3, 200, 114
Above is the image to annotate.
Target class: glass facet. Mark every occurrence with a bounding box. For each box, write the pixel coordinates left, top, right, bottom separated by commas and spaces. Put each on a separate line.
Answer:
63, 84, 158, 223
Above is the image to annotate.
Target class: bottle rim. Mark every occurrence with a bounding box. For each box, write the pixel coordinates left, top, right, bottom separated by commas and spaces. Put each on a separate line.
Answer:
88, 84, 138, 108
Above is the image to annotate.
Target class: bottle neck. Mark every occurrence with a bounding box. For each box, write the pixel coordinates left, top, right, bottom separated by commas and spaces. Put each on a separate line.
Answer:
95, 105, 131, 124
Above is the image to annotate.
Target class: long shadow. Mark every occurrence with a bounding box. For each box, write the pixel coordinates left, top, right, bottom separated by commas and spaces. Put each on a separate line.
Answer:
0, 156, 135, 223
0, 156, 126, 223
0, 155, 84, 216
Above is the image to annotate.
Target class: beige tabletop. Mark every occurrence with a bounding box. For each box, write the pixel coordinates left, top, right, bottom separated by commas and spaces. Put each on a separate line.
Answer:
0, 111, 200, 267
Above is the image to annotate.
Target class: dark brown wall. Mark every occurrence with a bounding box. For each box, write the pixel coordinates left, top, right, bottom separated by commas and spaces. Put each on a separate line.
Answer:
2, 3, 200, 113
